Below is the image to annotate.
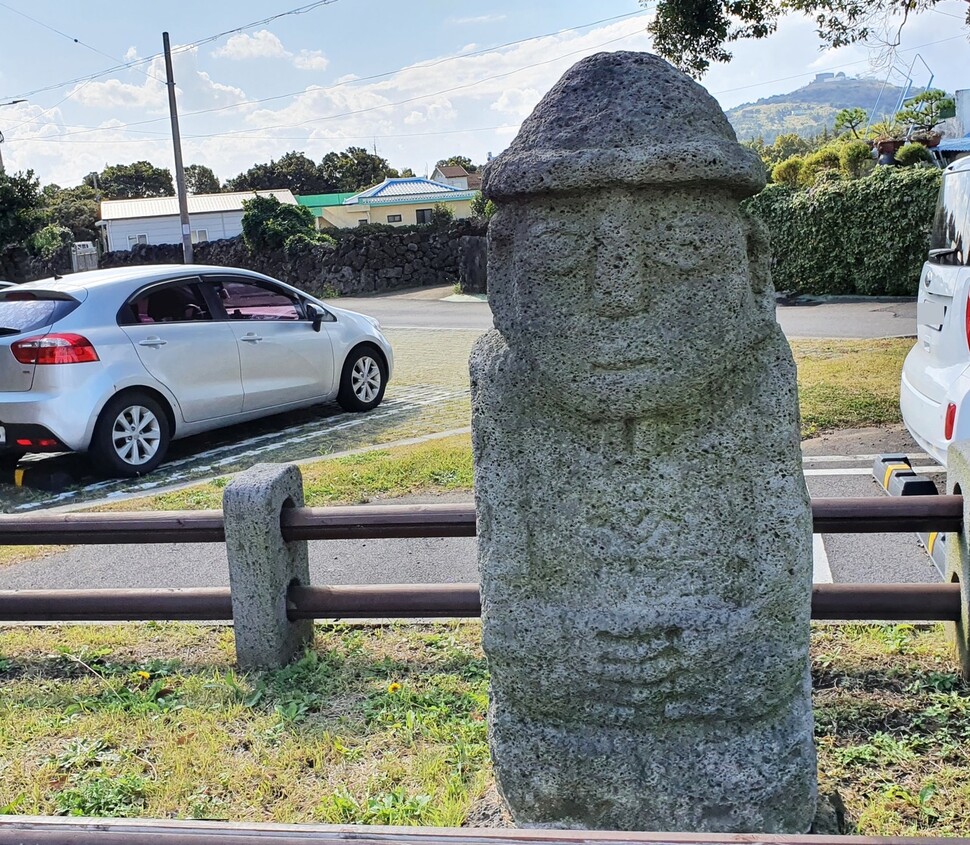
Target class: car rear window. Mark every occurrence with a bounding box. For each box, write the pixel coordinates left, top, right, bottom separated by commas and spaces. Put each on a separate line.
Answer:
0, 296, 79, 337
930, 169, 970, 266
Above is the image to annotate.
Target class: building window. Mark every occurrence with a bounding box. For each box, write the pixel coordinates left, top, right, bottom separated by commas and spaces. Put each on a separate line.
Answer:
358, 219, 368, 226
386, 214, 402, 223
415, 208, 433, 224
127, 234, 148, 249
191, 229, 208, 244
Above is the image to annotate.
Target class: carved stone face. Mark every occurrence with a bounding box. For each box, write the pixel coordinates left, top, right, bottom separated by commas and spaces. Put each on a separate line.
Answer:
488, 186, 775, 419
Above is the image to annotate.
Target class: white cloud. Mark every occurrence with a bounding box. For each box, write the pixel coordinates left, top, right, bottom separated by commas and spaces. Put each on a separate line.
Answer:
124, 46, 139, 62
489, 87, 542, 117
67, 45, 246, 113
449, 14, 507, 25
213, 30, 290, 61
293, 50, 330, 71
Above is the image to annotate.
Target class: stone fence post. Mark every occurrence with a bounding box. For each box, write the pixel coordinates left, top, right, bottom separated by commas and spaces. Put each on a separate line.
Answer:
223, 463, 313, 670
946, 442, 970, 676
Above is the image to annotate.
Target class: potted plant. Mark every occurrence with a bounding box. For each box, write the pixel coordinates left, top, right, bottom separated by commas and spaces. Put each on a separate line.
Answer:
895, 89, 956, 147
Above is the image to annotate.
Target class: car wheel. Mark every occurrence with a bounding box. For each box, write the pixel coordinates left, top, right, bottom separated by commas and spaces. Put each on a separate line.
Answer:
91, 392, 170, 478
337, 346, 387, 412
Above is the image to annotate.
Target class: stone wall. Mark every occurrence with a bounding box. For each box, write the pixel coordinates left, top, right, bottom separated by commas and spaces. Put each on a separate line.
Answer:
0, 245, 72, 284
98, 220, 488, 298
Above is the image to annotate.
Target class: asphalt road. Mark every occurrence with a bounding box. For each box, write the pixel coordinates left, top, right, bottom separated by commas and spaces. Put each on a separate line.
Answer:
335, 286, 918, 339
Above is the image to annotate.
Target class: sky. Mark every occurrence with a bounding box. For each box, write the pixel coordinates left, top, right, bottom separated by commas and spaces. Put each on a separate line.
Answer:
0, 0, 967, 189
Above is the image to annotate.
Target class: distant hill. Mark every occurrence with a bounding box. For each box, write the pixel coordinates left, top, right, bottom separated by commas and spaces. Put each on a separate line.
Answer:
725, 74, 908, 142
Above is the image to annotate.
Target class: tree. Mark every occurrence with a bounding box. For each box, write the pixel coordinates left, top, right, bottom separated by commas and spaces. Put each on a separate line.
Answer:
895, 89, 956, 134
0, 169, 44, 248
41, 183, 100, 243
241, 194, 317, 252
834, 108, 868, 139
225, 151, 330, 194
641, 0, 969, 76
436, 155, 478, 172
319, 147, 399, 192
184, 164, 221, 195
84, 161, 174, 199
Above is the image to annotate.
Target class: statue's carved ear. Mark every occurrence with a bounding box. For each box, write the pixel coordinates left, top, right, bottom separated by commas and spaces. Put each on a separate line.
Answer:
740, 210, 771, 295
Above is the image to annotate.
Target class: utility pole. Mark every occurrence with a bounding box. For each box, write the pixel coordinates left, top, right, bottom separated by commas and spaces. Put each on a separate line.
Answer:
162, 32, 193, 264
0, 99, 27, 176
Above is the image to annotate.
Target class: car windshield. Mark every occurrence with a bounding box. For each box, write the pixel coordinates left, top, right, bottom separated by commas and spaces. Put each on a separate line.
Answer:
0, 297, 78, 337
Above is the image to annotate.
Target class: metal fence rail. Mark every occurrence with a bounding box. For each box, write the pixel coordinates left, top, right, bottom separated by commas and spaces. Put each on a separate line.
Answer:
0, 582, 960, 624
0, 495, 962, 546
0, 494, 961, 625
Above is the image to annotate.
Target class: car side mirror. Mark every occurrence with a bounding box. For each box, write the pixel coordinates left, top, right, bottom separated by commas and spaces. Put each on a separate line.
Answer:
307, 303, 326, 332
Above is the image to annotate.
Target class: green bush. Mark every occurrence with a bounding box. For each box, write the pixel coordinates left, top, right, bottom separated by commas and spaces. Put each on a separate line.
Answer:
283, 231, 336, 261
430, 202, 454, 229
840, 141, 875, 179
241, 195, 316, 252
895, 142, 933, 167
744, 166, 941, 296
800, 147, 842, 187
771, 156, 804, 187
29, 223, 72, 259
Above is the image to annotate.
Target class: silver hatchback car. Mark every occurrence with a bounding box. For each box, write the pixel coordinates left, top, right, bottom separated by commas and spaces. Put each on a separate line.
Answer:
0, 264, 394, 477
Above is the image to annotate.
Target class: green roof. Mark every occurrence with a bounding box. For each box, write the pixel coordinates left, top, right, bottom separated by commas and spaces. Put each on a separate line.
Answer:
297, 192, 356, 216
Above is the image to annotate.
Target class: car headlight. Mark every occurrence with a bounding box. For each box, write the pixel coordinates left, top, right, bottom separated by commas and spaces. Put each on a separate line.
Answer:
365, 315, 381, 331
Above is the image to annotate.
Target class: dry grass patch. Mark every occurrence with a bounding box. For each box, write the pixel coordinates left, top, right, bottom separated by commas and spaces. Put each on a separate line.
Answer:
792, 338, 912, 437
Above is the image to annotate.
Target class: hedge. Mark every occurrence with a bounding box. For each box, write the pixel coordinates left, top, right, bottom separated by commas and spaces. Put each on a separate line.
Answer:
743, 166, 941, 296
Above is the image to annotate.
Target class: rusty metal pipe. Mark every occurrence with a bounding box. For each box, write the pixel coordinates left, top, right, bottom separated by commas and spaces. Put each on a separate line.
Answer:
0, 496, 961, 546
0, 583, 960, 623
287, 583, 481, 619
811, 582, 961, 621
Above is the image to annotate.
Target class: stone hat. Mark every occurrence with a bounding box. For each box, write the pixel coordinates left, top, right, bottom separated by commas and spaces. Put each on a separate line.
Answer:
482, 51, 765, 200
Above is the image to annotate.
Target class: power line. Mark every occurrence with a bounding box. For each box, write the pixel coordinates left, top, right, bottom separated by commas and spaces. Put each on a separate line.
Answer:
23, 123, 523, 146
0, 0, 342, 101
10, 9, 650, 140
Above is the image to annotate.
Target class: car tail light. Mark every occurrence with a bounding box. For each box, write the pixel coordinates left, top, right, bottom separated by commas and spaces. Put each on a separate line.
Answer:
11, 333, 99, 365
946, 402, 957, 440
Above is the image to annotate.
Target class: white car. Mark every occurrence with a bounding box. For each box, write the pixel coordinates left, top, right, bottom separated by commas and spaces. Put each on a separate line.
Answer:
0, 265, 393, 477
900, 156, 970, 466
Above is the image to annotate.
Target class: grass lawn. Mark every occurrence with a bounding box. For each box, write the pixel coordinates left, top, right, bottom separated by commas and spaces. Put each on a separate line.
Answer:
792, 338, 913, 438
0, 622, 966, 835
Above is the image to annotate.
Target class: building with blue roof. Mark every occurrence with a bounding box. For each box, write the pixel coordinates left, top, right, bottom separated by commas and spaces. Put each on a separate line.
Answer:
309, 177, 478, 228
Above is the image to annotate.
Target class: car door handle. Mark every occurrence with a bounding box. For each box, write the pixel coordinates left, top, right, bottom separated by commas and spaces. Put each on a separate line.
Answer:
138, 337, 167, 347
241, 334, 263, 343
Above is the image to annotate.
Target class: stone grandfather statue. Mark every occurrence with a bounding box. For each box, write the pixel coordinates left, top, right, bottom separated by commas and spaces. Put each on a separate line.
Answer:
470, 51, 817, 832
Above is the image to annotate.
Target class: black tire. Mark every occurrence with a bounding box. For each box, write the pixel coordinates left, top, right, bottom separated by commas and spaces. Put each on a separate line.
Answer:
90, 391, 171, 478
337, 346, 387, 412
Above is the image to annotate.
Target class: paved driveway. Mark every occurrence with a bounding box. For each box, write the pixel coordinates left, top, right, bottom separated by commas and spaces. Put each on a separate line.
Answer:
336, 287, 917, 339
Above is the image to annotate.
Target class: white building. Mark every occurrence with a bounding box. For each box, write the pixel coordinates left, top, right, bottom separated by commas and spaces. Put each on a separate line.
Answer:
97, 190, 298, 252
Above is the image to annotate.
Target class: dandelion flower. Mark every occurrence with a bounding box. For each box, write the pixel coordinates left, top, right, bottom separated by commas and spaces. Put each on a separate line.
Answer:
387, 682, 402, 694
135, 671, 151, 680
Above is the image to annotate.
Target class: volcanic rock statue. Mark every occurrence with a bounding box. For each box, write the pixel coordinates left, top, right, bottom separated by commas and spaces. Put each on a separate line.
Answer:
470, 51, 817, 833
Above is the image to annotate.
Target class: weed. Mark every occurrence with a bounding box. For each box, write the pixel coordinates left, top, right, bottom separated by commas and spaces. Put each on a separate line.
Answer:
54, 773, 148, 816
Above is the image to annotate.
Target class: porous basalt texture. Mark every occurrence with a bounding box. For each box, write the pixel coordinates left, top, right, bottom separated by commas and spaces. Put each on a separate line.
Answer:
471, 51, 816, 832
223, 463, 312, 669
483, 51, 765, 199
